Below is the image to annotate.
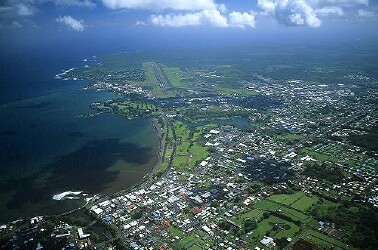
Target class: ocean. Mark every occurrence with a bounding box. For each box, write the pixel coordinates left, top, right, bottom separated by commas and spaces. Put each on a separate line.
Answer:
0, 49, 159, 223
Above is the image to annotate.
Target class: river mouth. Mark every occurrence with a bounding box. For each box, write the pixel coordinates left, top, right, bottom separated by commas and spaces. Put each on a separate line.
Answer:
0, 89, 159, 223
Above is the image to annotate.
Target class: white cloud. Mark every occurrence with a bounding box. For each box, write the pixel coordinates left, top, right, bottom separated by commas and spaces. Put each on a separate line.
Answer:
218, 3, 227, 13
150, 10, 256, 28
11, 20, 22, 28
56, 15, 85, 31
54, 0, 96, 8
315, 6, 344, 16
202, 9, 228, 27
136, 20, 147, 26
101, 0, 217, 11
258, 0, 276, 14
16, 3, 36, 16
308, 0, 369, 7
229, 11, 256, 28
357, 9, 375, 17
0, 6, 13, 12
151, 12, 202, 27
257, 0, 366, 27
276, 1, 321, 27
9, 0, 95, 17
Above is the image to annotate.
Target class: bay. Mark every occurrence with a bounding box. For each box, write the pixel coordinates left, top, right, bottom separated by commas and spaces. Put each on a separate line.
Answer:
0, 87, 159, 223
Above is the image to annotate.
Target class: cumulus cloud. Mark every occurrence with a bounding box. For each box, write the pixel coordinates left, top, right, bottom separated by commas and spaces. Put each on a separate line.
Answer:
56, 15, 85, 31
257, 0, 368, 27
101, 0, 217, 11
229, 11, 256, 28
150, 10, 255, 28
151, 13, 202, 27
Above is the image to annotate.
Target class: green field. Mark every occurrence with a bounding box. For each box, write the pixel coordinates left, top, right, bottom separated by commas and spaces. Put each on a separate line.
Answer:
300, 149, 339, 163
252, 215, 300, 240
291, 195, 319, 212
171, 121, 208, 172
236, 209, 264, 224
279, 207, 311, 222
168, 226, 185, 238
254, 199, 281, 211
303, 229, 352, 250
162, 66, 186, 88
268, 192, 304, 206
142, 62, 176, 98
276, 133, 305, 141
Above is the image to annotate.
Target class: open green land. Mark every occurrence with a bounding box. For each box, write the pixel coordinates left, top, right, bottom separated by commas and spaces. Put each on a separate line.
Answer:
303, 229, 352, 250
268, 192, 304, 206
113, 100, 159, 119
276, 133, 305, 141
291, 195, 319, 212
161, 66, 186, 88
251, 215, 300, 241
171, 121, 208, 172
168, 226, 185, 238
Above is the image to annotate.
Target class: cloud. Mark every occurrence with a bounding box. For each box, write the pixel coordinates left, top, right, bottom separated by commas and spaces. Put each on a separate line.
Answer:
357, 9, 375, 17
11, 20, 22, 28
16, 3, 37, 16
229, 11, 256, 28
150, 12, 202, 27
0, 6, 13, 12
150, 9, 230, 28
136, 20, 147, 26
8, 0, 95, 17
315, 6, 344, 16
150, 10, 256, 28
308, 0, 369, 7
202, 9, 228, 27
56, 15, 85, 31
257, 0, 367, 27
54, 0, 96, 8
101, 0, 217, 11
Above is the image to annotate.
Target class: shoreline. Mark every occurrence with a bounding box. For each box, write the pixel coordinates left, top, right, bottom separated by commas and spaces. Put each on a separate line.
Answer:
108, 115, 167, 199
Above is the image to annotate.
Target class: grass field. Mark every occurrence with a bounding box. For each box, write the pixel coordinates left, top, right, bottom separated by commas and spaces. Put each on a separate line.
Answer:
176, 234, 197, 249
168, 226, 185, 238
300, 149, 339, 163
236, 209, 264, 224
276, 133, 305, 141
268, 192, 304, 206
254, 199, 281, 211
171, 121, 208, 172
291, 195, 319, 212
252, 215, 299, 240
142, 62, 175, 98
255, 193, 316, 226
279, 207, 310, 222
162, 66, 186, 88
303, 229, 352, 250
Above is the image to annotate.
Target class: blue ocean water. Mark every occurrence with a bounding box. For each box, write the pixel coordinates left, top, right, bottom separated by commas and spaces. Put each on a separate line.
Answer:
0, 47, 159, 222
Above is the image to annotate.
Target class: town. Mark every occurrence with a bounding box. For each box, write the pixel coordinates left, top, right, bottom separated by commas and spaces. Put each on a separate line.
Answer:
1, 49, 377, 250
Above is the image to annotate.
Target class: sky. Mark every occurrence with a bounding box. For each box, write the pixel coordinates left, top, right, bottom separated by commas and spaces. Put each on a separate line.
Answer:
0, 0, 378, 55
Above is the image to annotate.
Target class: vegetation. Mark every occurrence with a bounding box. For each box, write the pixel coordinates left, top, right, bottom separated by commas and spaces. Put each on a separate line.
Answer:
303, 164, 345, 183
349, 126, 378, 152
